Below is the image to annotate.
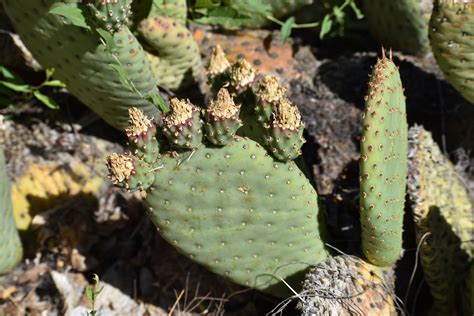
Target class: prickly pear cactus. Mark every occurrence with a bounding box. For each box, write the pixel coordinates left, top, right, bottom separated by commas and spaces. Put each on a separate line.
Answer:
300, 255, 397, 315
1, 0, 202, 129
0, 150, 23, 275
107, 56, 329, 296
429, 0, 474, 103
360, 51, 408, 266
363, 0, 432, 55
407, 125, 473, 315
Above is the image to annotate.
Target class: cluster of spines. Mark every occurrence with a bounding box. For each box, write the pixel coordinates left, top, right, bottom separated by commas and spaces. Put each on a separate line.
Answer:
86, 0, 133, 33
359, 50, 408, 267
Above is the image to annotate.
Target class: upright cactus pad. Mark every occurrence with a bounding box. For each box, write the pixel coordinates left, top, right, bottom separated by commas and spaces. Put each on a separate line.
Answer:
429, 0, 474, 103
360, 52, 408, 266
300, 255, 397, 315
407, 125, 473, 315
0, 150, 23, 275
363, 0, 431, 55
107, 65, 329, 296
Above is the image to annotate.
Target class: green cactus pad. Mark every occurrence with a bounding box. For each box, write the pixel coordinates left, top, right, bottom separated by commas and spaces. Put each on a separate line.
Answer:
0, 150, 23, 275
2, 0, 161, 130
360, 53, 408, 266
429, 0, 474, 103
363, 0, 431, 55
107, 102, 330, 296
86, 0, 133, 33
144, 137, 329, 296
137, 12, 202, 90
407, 125, 473, 315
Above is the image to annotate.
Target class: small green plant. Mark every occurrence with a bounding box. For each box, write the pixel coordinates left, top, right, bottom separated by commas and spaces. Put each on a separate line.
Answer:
0, 66, 64, 110
85, 273, 104, 316
188, 0, 363, 41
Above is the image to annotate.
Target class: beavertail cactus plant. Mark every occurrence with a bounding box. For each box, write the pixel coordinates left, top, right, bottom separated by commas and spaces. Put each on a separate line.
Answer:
106, 49, 411, 301
1, 0, 202, 129
107, 55, 329, 296
407, 125, 473, 315
363, 0, 432, 55
0, 149, 23, 275
429, 0, 474, 103
359, 51, 408, 266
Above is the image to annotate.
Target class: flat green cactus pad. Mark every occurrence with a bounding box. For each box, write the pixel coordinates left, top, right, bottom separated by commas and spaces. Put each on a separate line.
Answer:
0, 150, 23, 275
144, 136, 329, 296
363, 0, 431, 55
408, 125, 473, 315
429, 0, 474, 103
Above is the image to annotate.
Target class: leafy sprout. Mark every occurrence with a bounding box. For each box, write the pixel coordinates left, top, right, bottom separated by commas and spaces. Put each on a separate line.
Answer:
0, 66, 64, 110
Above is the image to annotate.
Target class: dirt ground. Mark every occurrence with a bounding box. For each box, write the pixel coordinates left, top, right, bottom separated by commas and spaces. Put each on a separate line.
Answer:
1, 13, 473, 316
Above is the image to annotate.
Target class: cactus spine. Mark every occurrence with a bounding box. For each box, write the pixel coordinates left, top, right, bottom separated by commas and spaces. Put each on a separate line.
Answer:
429, 0, 474, 103
0, 150, 23, 275
360, 51, 408, 266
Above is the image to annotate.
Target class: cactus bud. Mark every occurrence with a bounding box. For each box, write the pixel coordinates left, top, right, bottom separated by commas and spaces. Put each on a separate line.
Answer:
162, 98, 203, 149
253, 75, 287, 123
264, 98, 305, 162
204, 88, 242, 146
125, 107, 160, 163
228, 58, 256, 94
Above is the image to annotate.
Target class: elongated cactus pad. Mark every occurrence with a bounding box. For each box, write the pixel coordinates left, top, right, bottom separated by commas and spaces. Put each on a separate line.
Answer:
360, 53, 408, 266
0, 150, 23, 275
363, 0, 431, 55
108, 102, 329, 296
300, 255, 397, 315
2, 0, 160, 129
429, 0, 474, 103
407, 125, 473, 315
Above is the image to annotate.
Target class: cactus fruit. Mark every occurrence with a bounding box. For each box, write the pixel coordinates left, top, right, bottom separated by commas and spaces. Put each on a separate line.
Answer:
360, 51, 408, 266
86, 0, 133, 33
263, 98, 305, 162
107, 56, 330, 295
0, 150, 23, 275
162, 98, 203, 149
204, 88, 242, 146
429, 0, 474, 103
254, 75, 287, 123
1, 0, 202, 129
363, 0, 432, 55
300, 255, 397, 315
407, 125, 473, 315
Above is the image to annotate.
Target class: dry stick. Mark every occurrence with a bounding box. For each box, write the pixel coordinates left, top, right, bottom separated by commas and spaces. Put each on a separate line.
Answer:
168, 289, 184, 315
404, 232, 431, 308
